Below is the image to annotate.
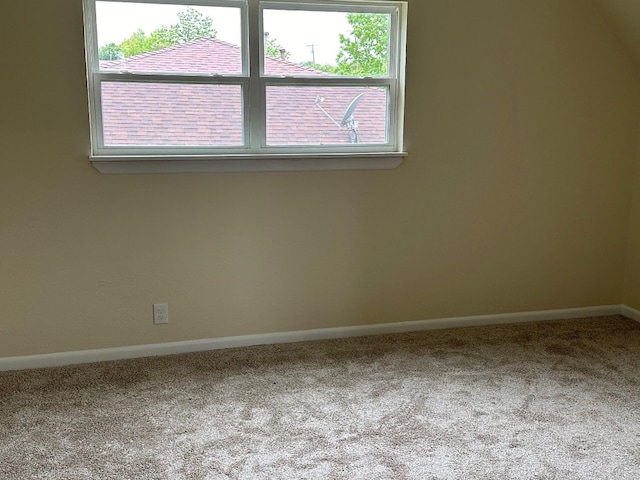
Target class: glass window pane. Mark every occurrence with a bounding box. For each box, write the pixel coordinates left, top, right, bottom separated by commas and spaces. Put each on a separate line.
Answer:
266, 86, 388, 146
101, 82, 243, 146
96, 1, 242, 75
263, 9, 390, 77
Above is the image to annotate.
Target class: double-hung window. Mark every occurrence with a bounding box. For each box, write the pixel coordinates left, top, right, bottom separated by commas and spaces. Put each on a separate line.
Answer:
83, 0, 407, 173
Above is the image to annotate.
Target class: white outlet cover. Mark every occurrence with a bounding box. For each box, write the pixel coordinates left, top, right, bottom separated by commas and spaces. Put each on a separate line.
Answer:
153, 303, 169, 324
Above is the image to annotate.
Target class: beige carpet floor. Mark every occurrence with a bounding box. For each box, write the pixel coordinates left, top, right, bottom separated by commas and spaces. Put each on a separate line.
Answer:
1, 316, 639, 479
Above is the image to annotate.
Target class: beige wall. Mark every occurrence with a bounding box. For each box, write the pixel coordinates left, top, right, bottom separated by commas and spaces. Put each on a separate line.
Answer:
596, 0, 640, 67
607, 0, 640, 310
623, 123, 640, 308
2, 0, 640, 357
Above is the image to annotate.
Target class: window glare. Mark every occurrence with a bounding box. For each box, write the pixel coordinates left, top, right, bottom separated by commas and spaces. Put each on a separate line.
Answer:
95, 2, 242, 52
263, 9, 391, 77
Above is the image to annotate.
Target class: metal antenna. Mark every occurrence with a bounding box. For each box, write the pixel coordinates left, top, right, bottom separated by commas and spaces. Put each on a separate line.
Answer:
314, 96, 340, 127
314, 93, 365, 144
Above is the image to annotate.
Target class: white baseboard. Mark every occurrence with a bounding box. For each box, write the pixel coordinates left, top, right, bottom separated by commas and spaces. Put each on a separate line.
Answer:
621, 304, 640, 322
0, 304, 631, 372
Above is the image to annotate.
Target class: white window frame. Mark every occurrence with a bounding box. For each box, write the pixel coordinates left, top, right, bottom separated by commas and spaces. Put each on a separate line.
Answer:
83, 0, 407, 173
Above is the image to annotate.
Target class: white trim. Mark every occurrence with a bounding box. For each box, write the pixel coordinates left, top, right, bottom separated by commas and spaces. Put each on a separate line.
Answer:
83, 0, 408, 166
91, 152, 406, 173
621, 304, 640, 322
0, 305, 627, 372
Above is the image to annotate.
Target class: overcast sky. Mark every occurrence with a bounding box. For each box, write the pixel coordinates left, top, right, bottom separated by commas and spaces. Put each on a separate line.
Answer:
96, 2, 350, 65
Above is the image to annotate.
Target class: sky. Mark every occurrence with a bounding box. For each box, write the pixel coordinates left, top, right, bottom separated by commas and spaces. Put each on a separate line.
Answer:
96, 1, 351, 65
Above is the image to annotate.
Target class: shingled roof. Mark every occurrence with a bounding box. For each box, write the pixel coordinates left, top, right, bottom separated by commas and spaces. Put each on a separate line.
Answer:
100, 38, 387, 146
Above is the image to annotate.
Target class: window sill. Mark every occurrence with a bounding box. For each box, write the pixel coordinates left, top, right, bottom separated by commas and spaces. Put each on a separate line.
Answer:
90, 152, 407, 174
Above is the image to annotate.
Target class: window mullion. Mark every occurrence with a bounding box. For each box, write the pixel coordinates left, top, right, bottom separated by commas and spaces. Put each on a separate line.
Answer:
388, 12, 399, 148
247, 0, 264, 149
388, 7, 398, 79
91, 76, 105, 152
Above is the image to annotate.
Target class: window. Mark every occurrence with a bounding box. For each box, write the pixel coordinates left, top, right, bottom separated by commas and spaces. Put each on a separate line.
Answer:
83, 0, 407, 173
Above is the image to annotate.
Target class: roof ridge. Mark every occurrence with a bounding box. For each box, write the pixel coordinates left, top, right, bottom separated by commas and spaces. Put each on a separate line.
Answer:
101, 36, 328, 76
263, 54, 329, 75
101, 37, 229, 67
201, 37, 239, 50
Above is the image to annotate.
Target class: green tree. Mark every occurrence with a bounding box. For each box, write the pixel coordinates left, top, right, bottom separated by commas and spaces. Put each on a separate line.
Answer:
120, 27, 178, 57
111, 7, 217, 58
265, 38, 290, 60
171, 7, 216, 43
147, 26, 177, 51
119, 29, 153, 57
300, 61, 336, 74
335, 13, 389, 76
98, 42, 123, 61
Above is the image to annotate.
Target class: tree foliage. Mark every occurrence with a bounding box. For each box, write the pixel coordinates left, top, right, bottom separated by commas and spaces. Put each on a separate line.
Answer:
335, 13, 389, 76
101, 7, 217, 59
98, 42, 123, 61
265, 38, 290, 60
119, 29, 173, 57
171, 7, 216, 44
300, 61, 336, 74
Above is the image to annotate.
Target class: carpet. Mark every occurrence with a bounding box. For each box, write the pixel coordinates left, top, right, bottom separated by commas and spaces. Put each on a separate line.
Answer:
1, 316, 639, 479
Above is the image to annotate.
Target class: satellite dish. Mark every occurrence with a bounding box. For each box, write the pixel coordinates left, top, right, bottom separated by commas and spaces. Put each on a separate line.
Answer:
313, 92, 366, 143
340, 93, 365, 126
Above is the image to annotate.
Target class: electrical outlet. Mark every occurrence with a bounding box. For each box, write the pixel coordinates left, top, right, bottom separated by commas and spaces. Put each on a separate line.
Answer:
153, 303, 169, 325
